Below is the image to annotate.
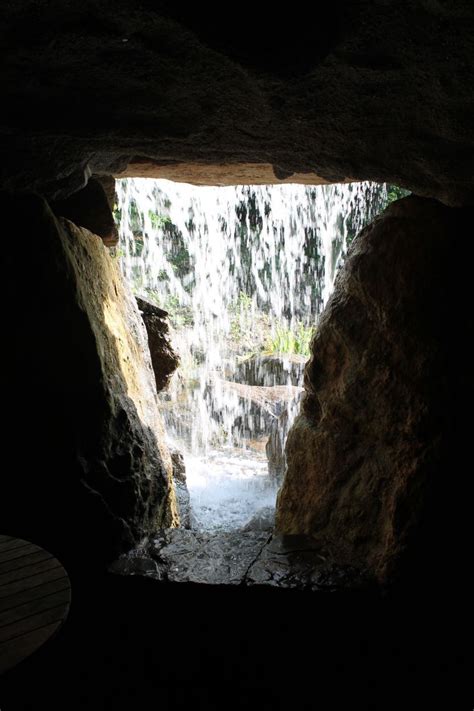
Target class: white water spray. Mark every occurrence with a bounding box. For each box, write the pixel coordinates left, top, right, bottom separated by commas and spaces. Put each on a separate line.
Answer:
116, 179, 387, 530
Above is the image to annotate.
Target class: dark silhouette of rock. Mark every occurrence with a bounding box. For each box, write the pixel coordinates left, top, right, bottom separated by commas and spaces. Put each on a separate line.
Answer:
0, 194, 178, 572
94, 174, 117, 213
50, 177, 118, 246
276, 196, 473, 585
136, 297, 180, 392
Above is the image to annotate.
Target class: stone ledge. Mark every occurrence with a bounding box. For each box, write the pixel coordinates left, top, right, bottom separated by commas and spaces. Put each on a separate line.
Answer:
115, 161, 337, 187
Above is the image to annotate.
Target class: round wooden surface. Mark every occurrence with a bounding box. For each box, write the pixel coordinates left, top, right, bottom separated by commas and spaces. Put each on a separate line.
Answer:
0, 535, 71, 675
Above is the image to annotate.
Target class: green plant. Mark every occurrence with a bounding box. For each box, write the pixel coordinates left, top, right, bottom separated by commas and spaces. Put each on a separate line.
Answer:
264, 322, 314, 357
229, 291, 253, 341
386, 184, 410, 204
112, 205, 122, 226
148, 211, 172, 229
110, 246, 125, 259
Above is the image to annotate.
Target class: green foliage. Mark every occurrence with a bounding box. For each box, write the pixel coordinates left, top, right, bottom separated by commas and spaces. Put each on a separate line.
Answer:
141, 290, 194, 329
229, 291, 252, 315
385, 184, 411, 204
110, 246, 125, 259
229, 291, 253, 341
148, 211, 172, 229
168, 240, 192, 284
132, 235, 144, 257
112, 205, 122, 226
264, 323, 314, 357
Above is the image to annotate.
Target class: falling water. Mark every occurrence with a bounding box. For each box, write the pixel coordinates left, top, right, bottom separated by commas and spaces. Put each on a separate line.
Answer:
116, 179, 388, 530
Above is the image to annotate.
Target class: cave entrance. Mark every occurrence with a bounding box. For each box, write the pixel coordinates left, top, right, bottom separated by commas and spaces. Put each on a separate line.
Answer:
115, 178, 394, 535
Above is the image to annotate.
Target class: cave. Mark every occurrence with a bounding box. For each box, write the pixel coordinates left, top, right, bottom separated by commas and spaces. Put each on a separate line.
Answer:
0, 2, 472, 708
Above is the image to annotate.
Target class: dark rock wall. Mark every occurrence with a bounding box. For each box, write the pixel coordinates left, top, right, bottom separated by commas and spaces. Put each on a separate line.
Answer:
0, 2, 474, 203
50, 177, 118, 246
0, 194, 177, 573
276, 196, 473, 585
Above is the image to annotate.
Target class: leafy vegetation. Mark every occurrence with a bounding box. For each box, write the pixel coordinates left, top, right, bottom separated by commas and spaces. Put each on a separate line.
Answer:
148, 211, 171, 229
135, 288, 194, 329
264, 323, 315, 357
229, 291, 252, 332
386, 184, 411, 204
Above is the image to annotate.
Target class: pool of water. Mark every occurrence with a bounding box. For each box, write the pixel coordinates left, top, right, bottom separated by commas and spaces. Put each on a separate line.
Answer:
183, 448, 278, 531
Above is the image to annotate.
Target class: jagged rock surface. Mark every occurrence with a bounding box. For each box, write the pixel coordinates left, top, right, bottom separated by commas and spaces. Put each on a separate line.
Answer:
0, 194, 177, 571
136, 297, 179, 392
276, 196, 473, 583
110, 530, 370, 590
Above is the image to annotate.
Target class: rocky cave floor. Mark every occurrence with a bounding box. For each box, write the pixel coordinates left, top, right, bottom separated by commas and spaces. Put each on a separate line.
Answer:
111, 524, 371, 591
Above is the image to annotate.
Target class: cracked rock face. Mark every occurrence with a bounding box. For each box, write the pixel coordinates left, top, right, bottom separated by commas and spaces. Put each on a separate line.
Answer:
1, 3, 474, 204
110, 530, 370, 591
276, 196, 473, 584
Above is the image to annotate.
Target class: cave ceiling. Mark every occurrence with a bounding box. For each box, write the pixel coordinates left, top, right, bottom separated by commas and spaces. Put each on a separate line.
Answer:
1, 1, 473, 204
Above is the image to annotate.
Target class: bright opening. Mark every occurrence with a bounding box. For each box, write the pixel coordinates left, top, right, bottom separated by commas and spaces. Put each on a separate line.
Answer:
115, 179, 404, 532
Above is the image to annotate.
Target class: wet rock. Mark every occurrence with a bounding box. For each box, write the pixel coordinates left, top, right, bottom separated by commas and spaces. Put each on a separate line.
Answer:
0, 194, 178, 572
159, 395, 195, 450
171, 450, 195, 530
266, 410, 287, 483
246, 535, 370, 591
217, 380, 302, 418
266, 393, 303, 483
136, 297, 180, 392
242, 506, 275, 532
276, 196, 474, 584
149, 529, 269, 586
203, 378, 303, 442
49, 177, 118, 246
235, 354, 306, 387
111, 530, 370, 590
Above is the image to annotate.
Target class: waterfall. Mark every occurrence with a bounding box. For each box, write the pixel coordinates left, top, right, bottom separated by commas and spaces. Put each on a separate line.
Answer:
116, 178, 388, 531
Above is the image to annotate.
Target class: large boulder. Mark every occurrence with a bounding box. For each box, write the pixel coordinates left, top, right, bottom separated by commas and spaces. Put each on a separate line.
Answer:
0, 194, 178, 572
136, 297, 180, 392
276, 196, 473, 585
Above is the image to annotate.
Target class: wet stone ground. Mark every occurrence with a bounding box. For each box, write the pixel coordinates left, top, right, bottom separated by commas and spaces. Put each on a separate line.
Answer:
110, 528, 371, 591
